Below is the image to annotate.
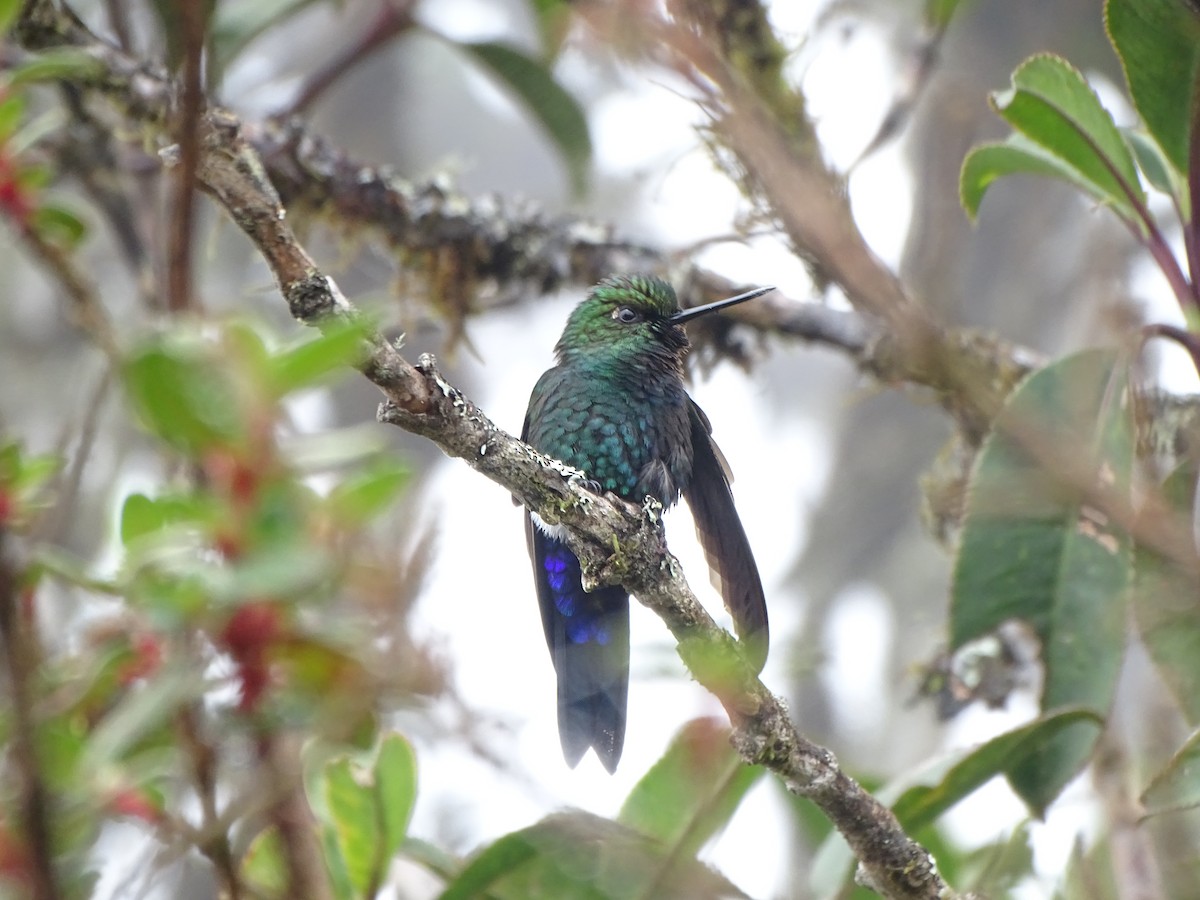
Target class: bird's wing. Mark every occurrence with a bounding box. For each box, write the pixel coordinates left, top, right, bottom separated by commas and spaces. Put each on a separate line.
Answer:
682, 399, 769, 672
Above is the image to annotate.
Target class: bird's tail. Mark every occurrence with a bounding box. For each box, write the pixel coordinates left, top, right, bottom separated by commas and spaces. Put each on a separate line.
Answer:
527, 521, 629, 772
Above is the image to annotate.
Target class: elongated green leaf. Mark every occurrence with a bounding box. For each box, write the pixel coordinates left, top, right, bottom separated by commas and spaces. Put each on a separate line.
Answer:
0, 0, 21, 33
951, 349, 1133, 815
10, 49, 104, 84
324, 757, 380, 897
1106, 0, 1200, 175
990, 54, 1143, 223
1125, 128, 1185, 201
440, 811, 747, 900
269, 318, 368, 397
31, 203, 88, 250
1142, 725, 1200, 815
809, 711, 1096, 895
458, 41, 591, 196
0, 92, 25, 142
961, 134, 1115, 221
1133, 461, 1200, 724
619, 718, 762, 858
375, 734, 417, 862
892, 708, 1102, 832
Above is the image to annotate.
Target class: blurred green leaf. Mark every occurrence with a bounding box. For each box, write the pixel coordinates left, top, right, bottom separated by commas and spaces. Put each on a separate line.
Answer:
457, 41, 591, 196
82, 666, 204, 770
325, 757, 380, 897
31, 202, 88, 250
1142, 725, 1200, 816
1105, 0, 1200, 175
327, 457, 410, 524
10, 49, 104, 84
0, 0, 21, 33
440, 810, 747, 900
619, 718, 762, 859
892, 708, 1103, 832
961, 134, 1119, 222
951, 349, 1133, 815
530, 0, 573, 58
242, 828, 289, 895
925, 0, 972, 29
124, 339, 243, 455
1125, 127, 1185, 201
314, 736, 415, 899
0, 91, 26, 142
120, 492, 213, 545
269, 318, 367, 397
375, 734, 418, 863
985, 54, 1143, 226
1133, 461, 1200, 724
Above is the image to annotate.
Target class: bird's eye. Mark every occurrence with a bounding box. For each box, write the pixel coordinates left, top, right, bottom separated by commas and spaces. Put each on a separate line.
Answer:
614, 306, 642, 324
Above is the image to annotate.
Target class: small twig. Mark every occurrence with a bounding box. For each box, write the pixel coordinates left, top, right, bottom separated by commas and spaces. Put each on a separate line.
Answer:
178, 703, 242, 900
15, 217, 120, 360
1142, 322, 1200, 380
0, 533, 60, 900
256, 731, 333, 900
276, 0, 417, 118
164, 0, 209, 313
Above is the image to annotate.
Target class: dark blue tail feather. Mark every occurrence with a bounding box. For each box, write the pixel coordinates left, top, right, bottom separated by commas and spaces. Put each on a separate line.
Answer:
527, 521, 629, 772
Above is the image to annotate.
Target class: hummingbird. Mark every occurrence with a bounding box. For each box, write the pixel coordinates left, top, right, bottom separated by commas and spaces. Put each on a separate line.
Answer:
521, 275, 771, 772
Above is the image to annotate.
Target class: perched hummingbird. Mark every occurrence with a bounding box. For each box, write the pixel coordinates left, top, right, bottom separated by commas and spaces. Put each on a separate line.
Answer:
522, 275, 771, 772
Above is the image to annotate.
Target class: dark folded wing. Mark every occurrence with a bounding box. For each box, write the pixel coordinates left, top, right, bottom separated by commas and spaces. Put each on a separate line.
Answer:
682, 399, 769, 672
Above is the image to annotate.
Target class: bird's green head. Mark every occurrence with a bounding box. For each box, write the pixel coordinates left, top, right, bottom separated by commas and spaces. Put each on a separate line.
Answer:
555, 275, 688, 366
554, 276, 775, 368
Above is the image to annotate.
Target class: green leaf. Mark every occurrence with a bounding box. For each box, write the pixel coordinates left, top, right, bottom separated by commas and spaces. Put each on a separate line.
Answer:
324, 757, 380, 897
619, 718, 762, 858
82, 666, 203, 770
951, 349, 1133, 815
0, 92, 26, 142
925, 0, 973, 29
0, 0, 21, 33
1133, 461, 1200, 724
440, 811, 747, 900
1142, 725, 1200, 815
961, 135, 1116, 221
990, 54, 1144, 224
31, 203, 88, 250
375, 734, 418, 862
892, 709, 1103, 832
119, 492, 213, 545
242, 828, 289, 895
1125, 127, 1185, 201
808, 712, 1094, 895
457, 41, 591, 196
1105, 0, 1200, 175
10, 49, 105, 84
124, 339, 243, 455
327, 457, 410, 525
269, 318, 367, 397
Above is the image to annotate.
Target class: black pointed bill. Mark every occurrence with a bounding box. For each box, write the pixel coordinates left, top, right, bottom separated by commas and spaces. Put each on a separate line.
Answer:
670, 285, 775, 324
